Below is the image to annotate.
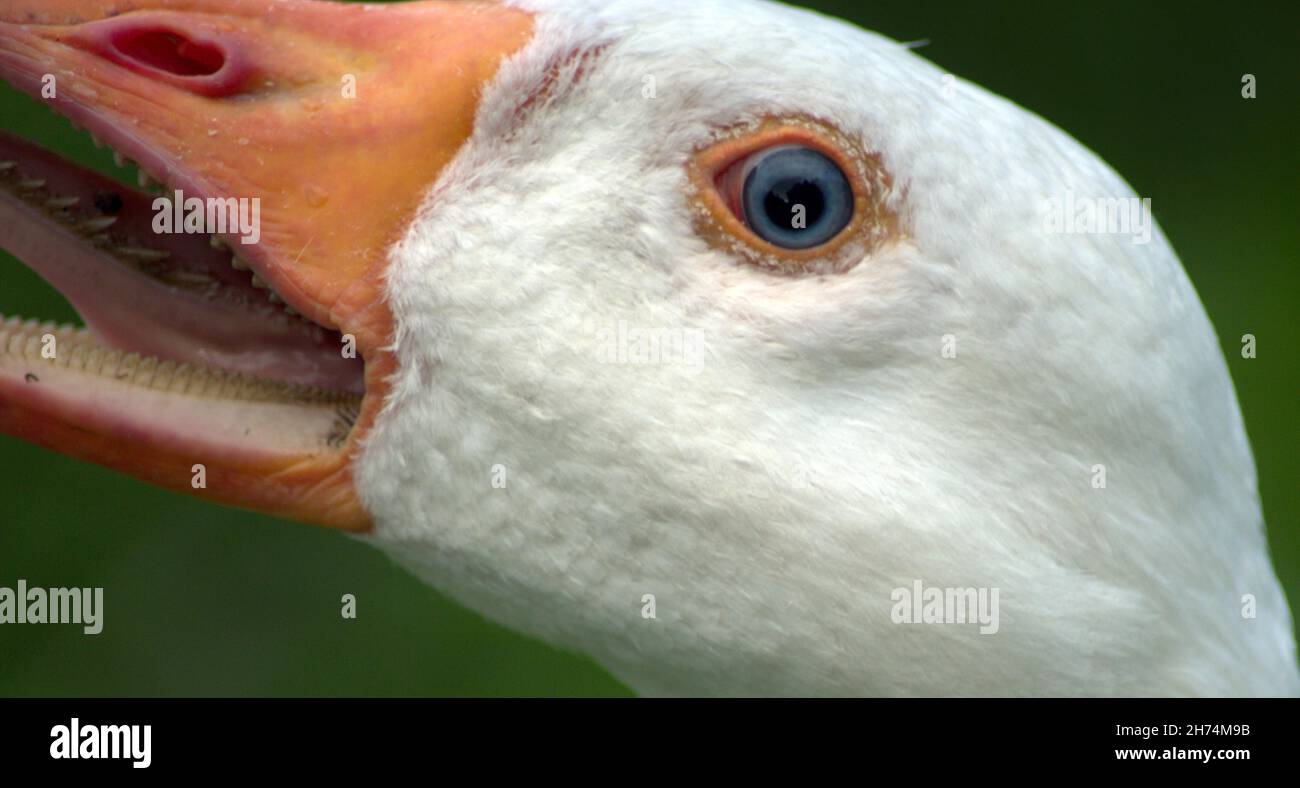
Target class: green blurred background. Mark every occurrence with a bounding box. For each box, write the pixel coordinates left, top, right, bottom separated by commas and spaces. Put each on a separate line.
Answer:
1, 1, 1295, 696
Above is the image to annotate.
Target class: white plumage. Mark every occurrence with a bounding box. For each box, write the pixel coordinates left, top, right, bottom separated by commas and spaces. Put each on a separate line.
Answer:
344, 0, 1299, 695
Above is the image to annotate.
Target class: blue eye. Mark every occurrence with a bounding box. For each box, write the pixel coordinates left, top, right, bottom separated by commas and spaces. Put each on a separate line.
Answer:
740, 146, 854, 249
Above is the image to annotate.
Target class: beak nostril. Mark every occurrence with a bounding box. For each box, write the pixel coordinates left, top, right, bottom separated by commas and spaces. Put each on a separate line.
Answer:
64, 19, 250, 97
108, 28, 225, 78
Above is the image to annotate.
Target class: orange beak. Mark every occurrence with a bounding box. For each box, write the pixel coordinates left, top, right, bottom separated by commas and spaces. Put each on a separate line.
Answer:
0, 1, 534, 529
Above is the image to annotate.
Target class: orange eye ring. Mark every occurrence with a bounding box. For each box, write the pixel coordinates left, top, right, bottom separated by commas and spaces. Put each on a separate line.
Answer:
687, 117, 899, 272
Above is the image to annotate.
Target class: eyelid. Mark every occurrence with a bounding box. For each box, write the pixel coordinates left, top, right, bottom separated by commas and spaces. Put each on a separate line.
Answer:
687, 118, 900, 271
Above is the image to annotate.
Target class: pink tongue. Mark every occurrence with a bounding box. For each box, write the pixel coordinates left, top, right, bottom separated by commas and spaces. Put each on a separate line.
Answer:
0, 131, 364, 394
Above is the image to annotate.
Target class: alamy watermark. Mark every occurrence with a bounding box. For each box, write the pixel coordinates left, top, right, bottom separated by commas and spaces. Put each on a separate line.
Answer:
890, 579, 999, 635
596, 320, 704, 366
0, 579, 103, 634
1041, 190, 1152, 245
152, 189, 261, 245
50, 718, 150, 769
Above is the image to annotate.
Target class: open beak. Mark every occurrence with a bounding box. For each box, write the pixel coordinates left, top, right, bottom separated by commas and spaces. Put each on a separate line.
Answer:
0, 0, 533, 529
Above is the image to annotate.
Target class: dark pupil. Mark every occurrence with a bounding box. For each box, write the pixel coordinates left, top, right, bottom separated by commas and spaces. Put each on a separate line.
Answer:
741, 146, 853, 250
764, 178, 825, 231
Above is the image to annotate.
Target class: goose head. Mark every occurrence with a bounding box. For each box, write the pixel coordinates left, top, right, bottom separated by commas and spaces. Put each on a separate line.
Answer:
1, 0, 1295, 696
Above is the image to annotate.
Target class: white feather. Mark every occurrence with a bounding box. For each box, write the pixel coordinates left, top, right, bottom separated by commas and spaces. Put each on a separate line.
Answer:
353, 0, 1298, 696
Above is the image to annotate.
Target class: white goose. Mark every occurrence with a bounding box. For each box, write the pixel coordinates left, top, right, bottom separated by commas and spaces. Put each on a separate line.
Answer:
0, 0, 1295, 696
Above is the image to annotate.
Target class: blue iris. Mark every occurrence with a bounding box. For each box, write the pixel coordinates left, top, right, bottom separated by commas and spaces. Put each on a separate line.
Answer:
741, 146, 853, 249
